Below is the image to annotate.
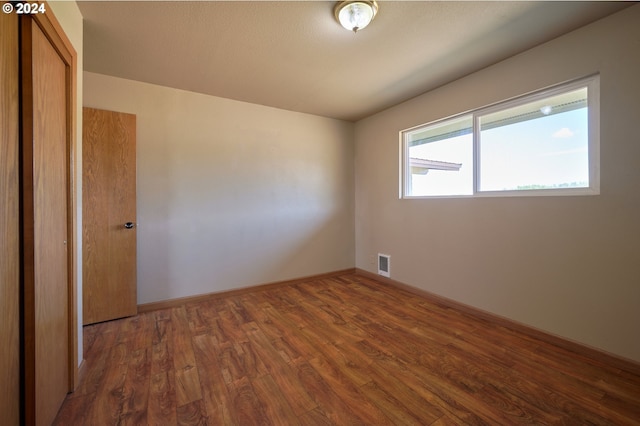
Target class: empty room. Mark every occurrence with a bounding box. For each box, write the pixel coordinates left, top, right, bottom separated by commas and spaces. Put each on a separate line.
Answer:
2, 1, 639, 425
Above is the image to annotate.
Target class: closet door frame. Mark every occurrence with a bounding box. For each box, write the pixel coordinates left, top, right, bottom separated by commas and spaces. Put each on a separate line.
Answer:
20, 6, 78, 423
1, 10, 20, 426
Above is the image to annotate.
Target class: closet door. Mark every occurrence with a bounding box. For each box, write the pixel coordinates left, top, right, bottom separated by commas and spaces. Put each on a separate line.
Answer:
21, 13, 77, 426
0, 11, 20, 426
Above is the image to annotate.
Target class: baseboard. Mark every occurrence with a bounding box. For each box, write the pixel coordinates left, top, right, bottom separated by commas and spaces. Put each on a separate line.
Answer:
137, 268, 356, 314
354, 268, 640, 376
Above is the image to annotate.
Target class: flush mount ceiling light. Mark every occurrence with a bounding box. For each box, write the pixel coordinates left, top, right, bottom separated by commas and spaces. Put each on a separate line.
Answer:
334, 1, 379, 33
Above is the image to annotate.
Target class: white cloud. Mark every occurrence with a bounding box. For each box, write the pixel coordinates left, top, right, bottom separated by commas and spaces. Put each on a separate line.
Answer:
553, 127, 575, 138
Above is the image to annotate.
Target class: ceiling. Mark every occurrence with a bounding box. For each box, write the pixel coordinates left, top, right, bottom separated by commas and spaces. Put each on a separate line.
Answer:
77, 1, 630, 122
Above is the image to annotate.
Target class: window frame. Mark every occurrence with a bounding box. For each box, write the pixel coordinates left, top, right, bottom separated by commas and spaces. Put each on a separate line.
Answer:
400, 75, 600, 199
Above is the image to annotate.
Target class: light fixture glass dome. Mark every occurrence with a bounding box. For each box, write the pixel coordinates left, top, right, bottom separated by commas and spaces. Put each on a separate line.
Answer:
335, 1, 378, 33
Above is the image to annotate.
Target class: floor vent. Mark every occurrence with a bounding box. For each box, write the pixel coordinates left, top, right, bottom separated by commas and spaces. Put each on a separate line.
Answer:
378, 254, 390, 278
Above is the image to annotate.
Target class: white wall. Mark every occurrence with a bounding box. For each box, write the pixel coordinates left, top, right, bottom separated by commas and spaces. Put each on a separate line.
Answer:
355, 5, 640, 362
49, 0, 83, 367
84, 73, 355, 304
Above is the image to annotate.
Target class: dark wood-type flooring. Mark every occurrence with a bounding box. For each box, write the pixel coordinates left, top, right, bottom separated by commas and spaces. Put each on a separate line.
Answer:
54, 273, 640, 425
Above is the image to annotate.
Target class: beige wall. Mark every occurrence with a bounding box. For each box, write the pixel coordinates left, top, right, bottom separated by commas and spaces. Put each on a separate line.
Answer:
84, 72, 355, 304
49, 0, 84, 366
355, 5, 640, 362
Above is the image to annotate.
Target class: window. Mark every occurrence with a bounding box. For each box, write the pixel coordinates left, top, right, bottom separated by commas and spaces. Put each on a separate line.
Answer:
402, 75, 599, 198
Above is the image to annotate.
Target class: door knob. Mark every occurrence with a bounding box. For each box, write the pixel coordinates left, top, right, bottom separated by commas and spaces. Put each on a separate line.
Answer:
124, 222, 136, 229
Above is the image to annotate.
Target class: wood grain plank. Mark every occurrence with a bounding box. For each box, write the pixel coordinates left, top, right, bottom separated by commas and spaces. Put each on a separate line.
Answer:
333, 341, 445, 424
52, 393, 93, 426
152, 309, 172, 345
252, 374, 301, 426
81, 343, 129, 425
296, 407, 333, 426
353, 338, 490, 425
176, 399, 208, 426
120, 348, 152, 425
242, 322, 316, 415
360, 380, 432, 426
185, 301, 218, 336
150, 342, 173, 377
227, 376, 271, 426
117, 312, 154, 352
307, 356, 393, 425
430, 414, 469, 426
171, 307, 203, 407
148, 309, 177, 426
175, 373, 201, 412
300, 331, 373, 388
147, 371, 177, 426
295, 360, 375, 425
192, 333, 235, 425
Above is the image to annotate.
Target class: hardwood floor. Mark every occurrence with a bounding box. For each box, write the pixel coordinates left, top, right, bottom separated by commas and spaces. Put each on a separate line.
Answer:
54, 273, 640, 425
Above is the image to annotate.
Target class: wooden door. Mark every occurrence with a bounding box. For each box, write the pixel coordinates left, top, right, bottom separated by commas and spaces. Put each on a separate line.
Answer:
0, 11, 20, 426
33, 22, 69, 426
83, 107, 137, 325
21, 14, 76, 426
